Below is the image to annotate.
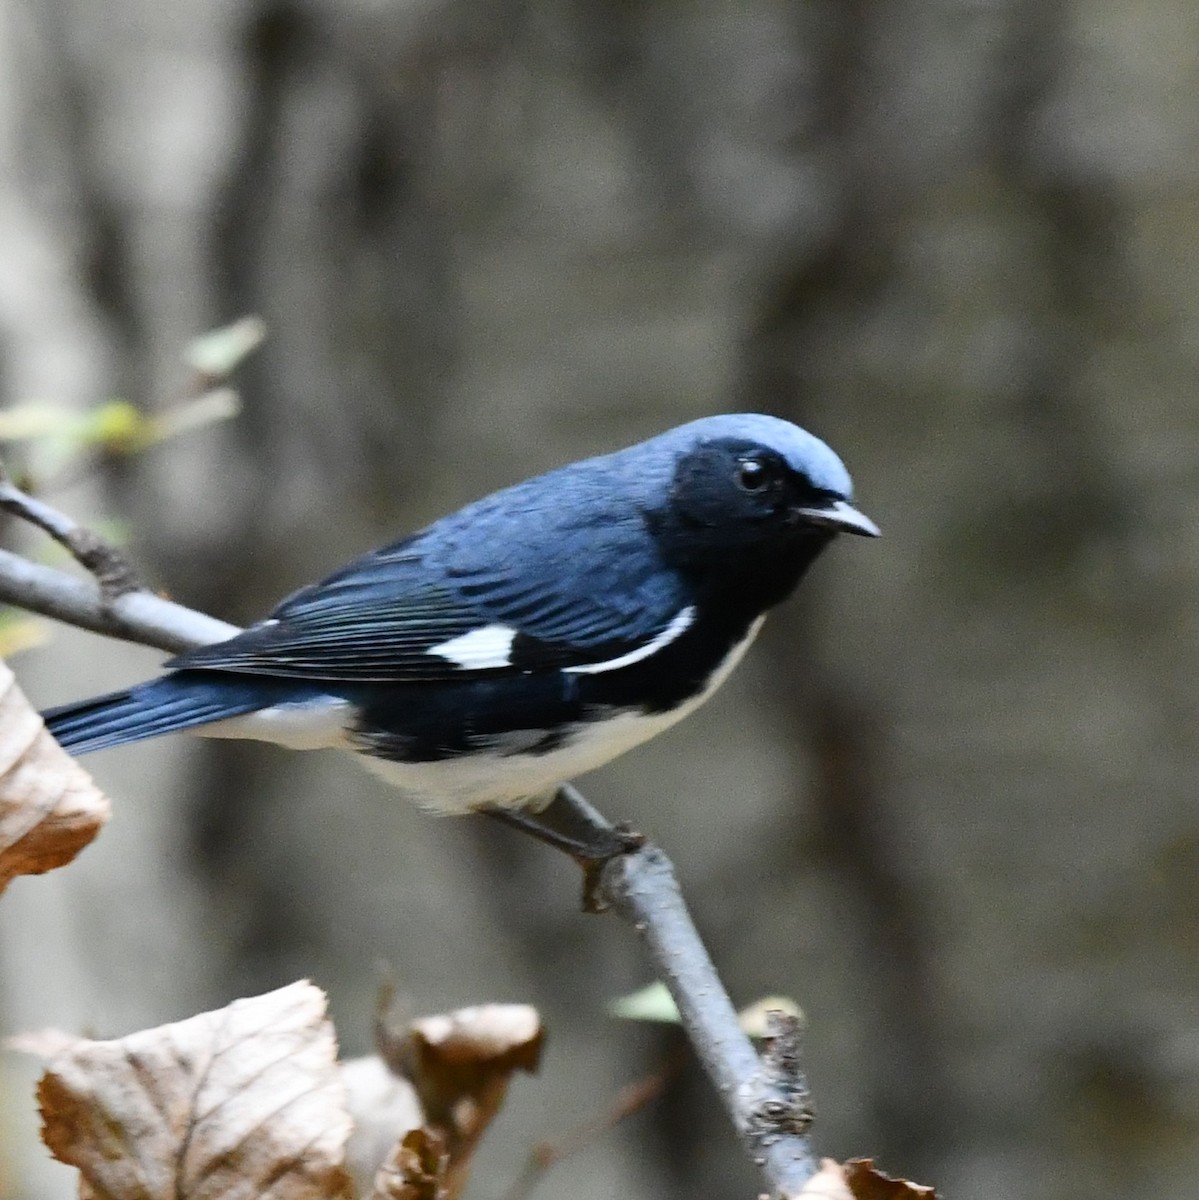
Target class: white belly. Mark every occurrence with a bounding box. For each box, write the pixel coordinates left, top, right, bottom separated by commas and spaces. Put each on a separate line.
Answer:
361, 615, 766, 814
200, 698, 355, 749
198, 616, 766, 815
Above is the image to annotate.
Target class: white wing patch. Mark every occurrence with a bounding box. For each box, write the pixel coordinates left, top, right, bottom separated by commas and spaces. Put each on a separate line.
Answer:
564, 606, 696, 676
362, 612, 766, 814
430, 623, 517, 669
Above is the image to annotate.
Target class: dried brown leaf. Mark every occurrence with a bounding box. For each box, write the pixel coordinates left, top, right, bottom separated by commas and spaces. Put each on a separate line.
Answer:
385, 1004, 543, 1200
408, 1004, 543, 1088
0, 661, 109, 893
5, 1028, 85, 1059
797, 1159, 937, 1200
371, 1128, 449, 1200
799, 1159, 854, 1200
843, 1159, 936, 1199
408, 1003, 542, 1135
342, 1056, 424, 1197
36, 980, 354, 1200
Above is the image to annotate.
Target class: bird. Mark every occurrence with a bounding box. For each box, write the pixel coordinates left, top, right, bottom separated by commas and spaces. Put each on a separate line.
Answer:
42, 414, 878, 836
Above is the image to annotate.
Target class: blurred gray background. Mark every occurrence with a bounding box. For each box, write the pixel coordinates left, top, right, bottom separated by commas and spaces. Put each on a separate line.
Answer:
2, 0, 1198, 1197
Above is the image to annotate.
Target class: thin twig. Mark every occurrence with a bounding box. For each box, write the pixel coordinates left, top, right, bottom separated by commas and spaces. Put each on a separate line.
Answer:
599, 849, 819, 1194
0, 473, 144, 598
0, 548, 237, 654
0, 546, 819, 1197
503, 1049, 686, 1200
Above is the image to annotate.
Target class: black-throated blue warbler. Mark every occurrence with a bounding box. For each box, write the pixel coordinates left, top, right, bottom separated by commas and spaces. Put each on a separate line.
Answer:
43, 415, 877, 821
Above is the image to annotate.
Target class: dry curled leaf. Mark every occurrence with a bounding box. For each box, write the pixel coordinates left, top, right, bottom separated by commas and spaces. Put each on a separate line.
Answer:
799, 1159, 854, 1200
5, 1027, 84, 1059
34, 980, 354, 1200
342, 1055, 424, 1197
0, 661, 109, 894
404, 1003, 543, 1128
371, 1128, 449, 1200
842, 1159, 936, 1199
407, 1004, 544, 1081
369, 1002, 542, 1200
798, 1159, 936, 1200
409, 1004, 542, 1200
798, 1158, 937, 1200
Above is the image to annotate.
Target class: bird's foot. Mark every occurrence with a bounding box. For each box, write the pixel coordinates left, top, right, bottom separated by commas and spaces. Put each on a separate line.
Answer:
481, 804, 641, 860
480, 788, 645, 912
575, 822, 645, 913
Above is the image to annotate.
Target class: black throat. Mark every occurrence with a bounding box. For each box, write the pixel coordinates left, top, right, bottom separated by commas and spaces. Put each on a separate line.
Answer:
655, 521, 838, 629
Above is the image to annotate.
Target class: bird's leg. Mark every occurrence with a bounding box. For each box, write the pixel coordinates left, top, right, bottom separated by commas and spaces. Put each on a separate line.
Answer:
481, 784, 645, 909
481, 805, 607, 859
482, 788, 644, 860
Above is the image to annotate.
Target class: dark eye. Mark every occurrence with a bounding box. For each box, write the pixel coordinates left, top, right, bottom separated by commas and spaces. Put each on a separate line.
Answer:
735, 458, 770, 494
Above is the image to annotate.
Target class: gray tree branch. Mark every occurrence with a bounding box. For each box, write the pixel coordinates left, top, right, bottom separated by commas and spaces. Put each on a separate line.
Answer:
0, 476, 146, 599
600, 848, 817, 1193
0, 548, 237, 653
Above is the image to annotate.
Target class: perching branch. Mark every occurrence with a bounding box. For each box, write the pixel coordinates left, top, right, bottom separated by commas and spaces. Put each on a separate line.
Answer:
0, 474, 145, 599
600, 849, 817, 1192
0, 548, 237, 654
0, 486, 819, 1197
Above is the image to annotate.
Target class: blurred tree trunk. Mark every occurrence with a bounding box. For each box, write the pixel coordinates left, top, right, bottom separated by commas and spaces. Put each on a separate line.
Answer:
3, 2, 1199, 1198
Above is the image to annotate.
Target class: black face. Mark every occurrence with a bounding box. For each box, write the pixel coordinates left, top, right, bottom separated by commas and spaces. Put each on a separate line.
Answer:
650, 438, 847, 613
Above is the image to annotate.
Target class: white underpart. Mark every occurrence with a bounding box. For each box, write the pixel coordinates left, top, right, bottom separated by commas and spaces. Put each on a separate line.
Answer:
191, 612, 767, 817
200, 697, 354, 749
361, 614, 767, 814
430, 623, 517, 669
565, 606, 696, 675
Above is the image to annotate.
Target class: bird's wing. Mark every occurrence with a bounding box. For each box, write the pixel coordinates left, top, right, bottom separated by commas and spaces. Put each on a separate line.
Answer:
166, 515, 688, 683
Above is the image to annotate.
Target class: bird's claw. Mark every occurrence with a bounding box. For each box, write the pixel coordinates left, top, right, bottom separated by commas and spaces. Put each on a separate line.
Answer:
480, 804, 645, 912
574, 823, 646, 913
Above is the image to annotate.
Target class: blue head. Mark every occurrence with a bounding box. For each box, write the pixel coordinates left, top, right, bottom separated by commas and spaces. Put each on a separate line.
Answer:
620, 413, 878, 611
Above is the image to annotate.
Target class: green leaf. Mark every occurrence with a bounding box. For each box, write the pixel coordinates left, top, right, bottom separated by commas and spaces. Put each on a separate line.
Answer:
0, 403, 73, 442
608, 983, 681, 1024
737, 996, 804, 1039
0, 610, 50, 657
608, 985, 805, 1038
0, 322, 253, 485
184, 316, 267, 379
146, 388, 241, 444
81, 400, 153, 452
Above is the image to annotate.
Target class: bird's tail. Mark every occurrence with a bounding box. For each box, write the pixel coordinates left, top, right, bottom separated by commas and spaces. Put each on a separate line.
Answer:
42, 674, 270, 754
